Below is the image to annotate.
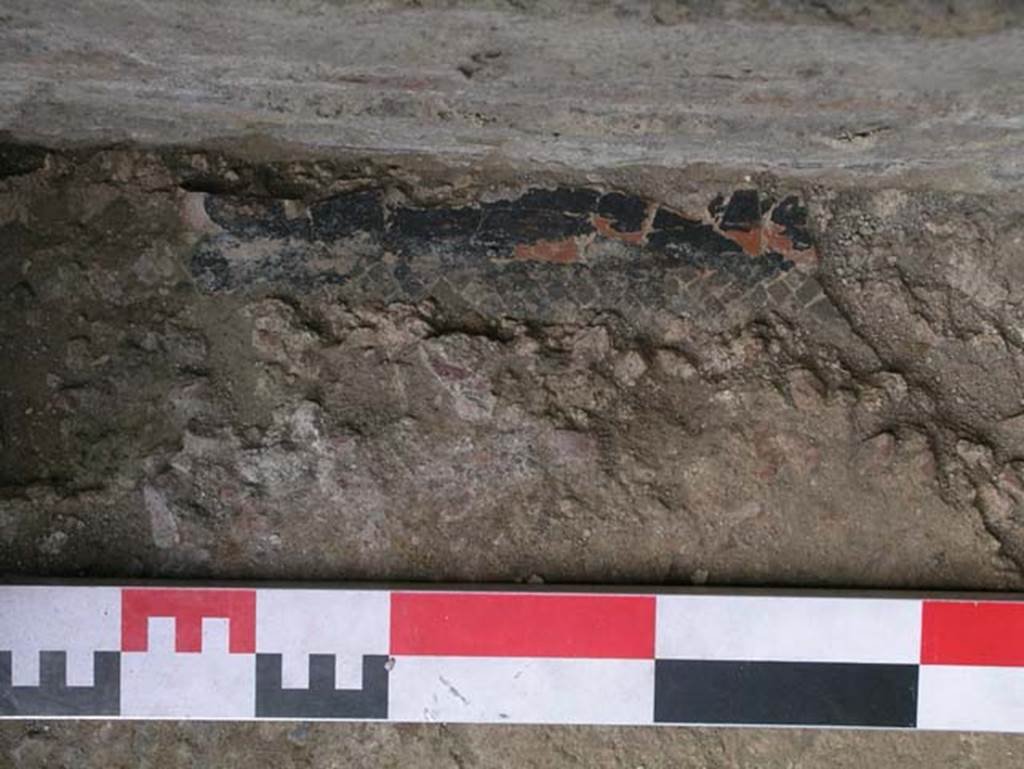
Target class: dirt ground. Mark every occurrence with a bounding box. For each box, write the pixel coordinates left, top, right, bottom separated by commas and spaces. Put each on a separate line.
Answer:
3, 1, 1024, 765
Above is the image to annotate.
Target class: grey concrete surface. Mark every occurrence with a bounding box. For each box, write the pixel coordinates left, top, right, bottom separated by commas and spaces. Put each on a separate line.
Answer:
2, 0, 1024, 191
3, 0, 1024, 766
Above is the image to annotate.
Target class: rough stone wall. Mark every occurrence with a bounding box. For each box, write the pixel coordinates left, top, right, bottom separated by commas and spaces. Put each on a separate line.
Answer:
3, 0, 1024, 766
3, 145, 1023, 588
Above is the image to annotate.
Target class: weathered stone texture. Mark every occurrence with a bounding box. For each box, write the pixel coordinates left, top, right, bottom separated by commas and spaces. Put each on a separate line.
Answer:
3, 146, 1022, 590
4, 0, 1024, 765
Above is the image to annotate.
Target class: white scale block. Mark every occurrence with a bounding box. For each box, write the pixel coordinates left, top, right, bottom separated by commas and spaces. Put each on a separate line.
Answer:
255, 590, 389, 690
656, 595, 922, 663
121, 617, 255, 718
0, 586, 120, 686
388, 657, 654, 725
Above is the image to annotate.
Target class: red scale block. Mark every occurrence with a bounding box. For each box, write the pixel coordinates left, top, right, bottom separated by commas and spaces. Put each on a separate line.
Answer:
121, 589, 256, 654
921, 600, 1024, 667
390, 592, 656, 659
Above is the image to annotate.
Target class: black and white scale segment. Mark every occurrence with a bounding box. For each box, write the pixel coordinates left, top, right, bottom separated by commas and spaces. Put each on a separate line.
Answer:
1, 584, 1022, 731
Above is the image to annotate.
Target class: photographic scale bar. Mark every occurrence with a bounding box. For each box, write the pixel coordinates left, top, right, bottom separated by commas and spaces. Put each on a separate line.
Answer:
1, 584, 1022, 731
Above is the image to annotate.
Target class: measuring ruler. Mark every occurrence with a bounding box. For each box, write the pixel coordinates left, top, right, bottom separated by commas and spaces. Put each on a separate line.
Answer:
0, 583, 1019, 731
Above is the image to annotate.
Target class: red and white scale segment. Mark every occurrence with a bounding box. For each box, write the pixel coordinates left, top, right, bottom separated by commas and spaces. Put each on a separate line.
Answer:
1, 585, 1024, 731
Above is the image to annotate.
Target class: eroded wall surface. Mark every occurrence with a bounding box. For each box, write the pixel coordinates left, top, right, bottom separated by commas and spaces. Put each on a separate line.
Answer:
3, 0, 1024, 766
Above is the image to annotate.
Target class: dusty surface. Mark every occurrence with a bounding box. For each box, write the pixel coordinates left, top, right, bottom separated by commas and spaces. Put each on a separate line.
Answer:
3, 721, 1024, 768
3, 0, 1024, 192
4, 0, 1024, 766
